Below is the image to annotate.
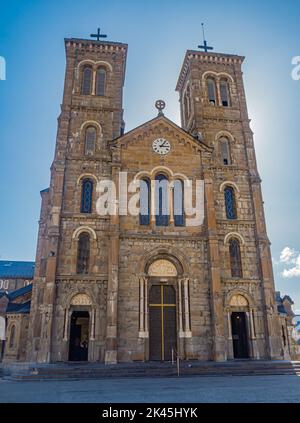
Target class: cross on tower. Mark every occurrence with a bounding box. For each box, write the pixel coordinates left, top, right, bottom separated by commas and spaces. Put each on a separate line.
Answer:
198, 23, 213, 52
90, 28, 107, 41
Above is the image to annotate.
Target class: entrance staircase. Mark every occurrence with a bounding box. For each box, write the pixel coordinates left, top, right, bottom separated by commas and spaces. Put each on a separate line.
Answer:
2, 360, 300, 381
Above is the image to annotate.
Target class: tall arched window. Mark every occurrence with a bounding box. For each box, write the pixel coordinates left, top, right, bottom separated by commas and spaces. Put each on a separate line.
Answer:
77, 233, 90, 274
81, 66, 93, 95
220, 79, 230, 107
224, 186, 237, 219
9, 325, 16, 348
220, 137, 231, 165
96, 67, 106, 96
85, 126, 96, 156
207, 78, 217, 105
174, 179, 185, 226
81, 179, 93, 213
229, 238, 242, 278
140, 178, 151, 225
155, 174, 169, 226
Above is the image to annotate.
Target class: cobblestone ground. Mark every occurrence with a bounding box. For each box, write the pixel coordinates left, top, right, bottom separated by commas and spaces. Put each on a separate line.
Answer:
1, 375, 300, 403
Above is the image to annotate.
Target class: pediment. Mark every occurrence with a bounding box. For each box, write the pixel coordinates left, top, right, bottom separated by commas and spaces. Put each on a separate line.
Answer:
111, 115, 212, 154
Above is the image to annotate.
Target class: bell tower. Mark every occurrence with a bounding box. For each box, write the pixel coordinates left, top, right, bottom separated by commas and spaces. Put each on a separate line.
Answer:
176, 46, 283, 360
27, 34, 128, 363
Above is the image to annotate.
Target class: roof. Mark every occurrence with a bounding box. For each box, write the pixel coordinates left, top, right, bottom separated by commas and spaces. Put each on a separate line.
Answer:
6, 300, 31, 314
7, 283, 32, 301
0, 261, 35, 279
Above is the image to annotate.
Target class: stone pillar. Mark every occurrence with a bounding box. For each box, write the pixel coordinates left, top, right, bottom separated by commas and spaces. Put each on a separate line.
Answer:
178, 279, 184, 337
249, 308, 259, 359
105, 163, 120, 364
183, 278, 191, 334
252, 182, 282, 358
204, 171, 226, 361
226, 310, 234, 359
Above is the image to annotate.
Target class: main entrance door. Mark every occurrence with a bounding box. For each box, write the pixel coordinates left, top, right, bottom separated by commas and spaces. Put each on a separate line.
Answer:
149, 285, 177, 361
231, 312, 249, 359
68, 311, 89, 361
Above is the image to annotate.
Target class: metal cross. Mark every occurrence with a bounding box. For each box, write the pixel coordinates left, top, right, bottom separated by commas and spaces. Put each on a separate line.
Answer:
198, 23, 213, 52
155, 99, 166, 116
90, 28, 107, 41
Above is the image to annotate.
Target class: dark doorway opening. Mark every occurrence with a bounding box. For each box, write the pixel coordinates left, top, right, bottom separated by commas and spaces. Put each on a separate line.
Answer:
68, 311, 89, 361
149, 284, 177, 361
231, 312, 249, 359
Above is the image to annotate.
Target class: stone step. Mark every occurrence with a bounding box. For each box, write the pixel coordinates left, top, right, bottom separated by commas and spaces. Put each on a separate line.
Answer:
4, 361, 300, 381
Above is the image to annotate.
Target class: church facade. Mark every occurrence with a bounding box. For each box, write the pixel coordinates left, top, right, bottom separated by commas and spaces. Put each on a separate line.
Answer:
9, 35, 288, 364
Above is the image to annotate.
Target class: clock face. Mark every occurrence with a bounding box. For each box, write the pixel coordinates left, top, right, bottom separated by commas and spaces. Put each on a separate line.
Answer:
152, 138, 171, 155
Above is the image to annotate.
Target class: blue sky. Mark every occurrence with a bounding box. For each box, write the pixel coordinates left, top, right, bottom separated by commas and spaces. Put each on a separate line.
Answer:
0, 0, 299, 308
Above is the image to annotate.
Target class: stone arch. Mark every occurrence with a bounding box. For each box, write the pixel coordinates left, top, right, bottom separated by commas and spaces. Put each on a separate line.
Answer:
72, 226, 97, 241
94, 60, 113, 72
220, 181, 240, 197
76, 173, 98, 186
224, 232, 245, 246
80, 120, 103, 134
215, 130, 235, 143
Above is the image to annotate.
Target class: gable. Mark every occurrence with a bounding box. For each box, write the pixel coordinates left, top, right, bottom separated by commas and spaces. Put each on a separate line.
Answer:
111, 115, 212, 154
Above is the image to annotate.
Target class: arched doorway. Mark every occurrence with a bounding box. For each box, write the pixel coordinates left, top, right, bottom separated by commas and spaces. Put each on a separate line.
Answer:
68, 311, 89, 361
68, 293, 92, 362
147, 259, 178, 361
229, 294, 250, 359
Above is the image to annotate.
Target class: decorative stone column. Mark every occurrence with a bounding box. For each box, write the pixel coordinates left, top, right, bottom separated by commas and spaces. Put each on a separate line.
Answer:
138, 277, 148, 338
226, 309, 234, 359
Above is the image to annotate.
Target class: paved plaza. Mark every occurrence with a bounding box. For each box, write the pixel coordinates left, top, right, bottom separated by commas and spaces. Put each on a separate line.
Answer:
0, 374, 300, 403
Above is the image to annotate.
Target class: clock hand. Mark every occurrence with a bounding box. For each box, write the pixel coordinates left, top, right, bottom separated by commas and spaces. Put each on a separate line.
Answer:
160, 141, 167, 147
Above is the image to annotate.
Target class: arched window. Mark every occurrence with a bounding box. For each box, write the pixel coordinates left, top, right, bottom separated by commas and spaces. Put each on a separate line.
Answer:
85, 126, 96, 156
81, 66, 93, 95
174, 179, 185, 226
9, 325, 16, 348
229, 238, 242, 278
77, 233, 90, 274
96, 67, 106, 96
220, 137, 231, 165
140, 178, 151, 225
183, 85, 191, 123
224, 186, 237, 219
207, 78, 217, 105
220, 79, 230, 107
155, 174, 169, 226
81, 179, 93, 213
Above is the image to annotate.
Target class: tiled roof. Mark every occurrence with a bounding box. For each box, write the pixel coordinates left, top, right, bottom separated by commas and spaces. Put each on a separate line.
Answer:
6, 300, 31, 314
0, 261, 35, 279
7, 284, 32, 301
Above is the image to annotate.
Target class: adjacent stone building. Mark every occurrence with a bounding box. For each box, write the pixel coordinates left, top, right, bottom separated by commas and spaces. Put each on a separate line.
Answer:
4, 34, 290, 364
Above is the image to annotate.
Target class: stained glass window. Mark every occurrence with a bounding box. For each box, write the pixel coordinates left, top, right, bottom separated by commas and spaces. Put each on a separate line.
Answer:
96, 67, 106, 96
140, 178, 150, 225
81, 67, 93, 95
81, 179, 93, 214
229, 238, 242, 278
155, 174, 169, 226
77, 233, 90, 274
224, 186, 237, 219
174, 179, 185, 226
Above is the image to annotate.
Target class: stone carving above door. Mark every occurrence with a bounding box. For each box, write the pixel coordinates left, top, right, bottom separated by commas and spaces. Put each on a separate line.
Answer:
148, 259, 177, 277
229, 294, 248, 307
71, 293, 92, 306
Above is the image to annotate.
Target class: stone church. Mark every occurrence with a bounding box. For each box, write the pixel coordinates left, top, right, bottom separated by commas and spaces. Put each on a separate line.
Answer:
4, 33, 291, 364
